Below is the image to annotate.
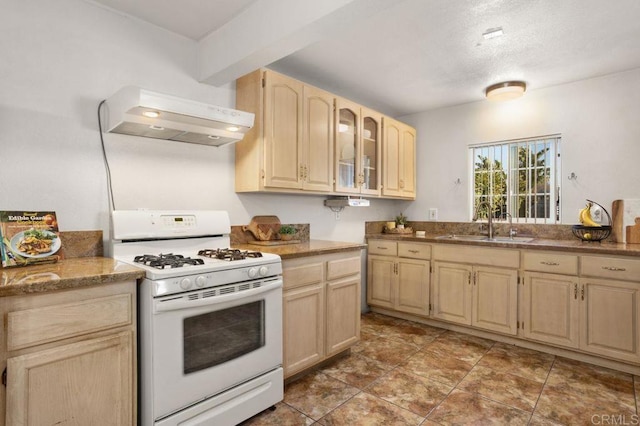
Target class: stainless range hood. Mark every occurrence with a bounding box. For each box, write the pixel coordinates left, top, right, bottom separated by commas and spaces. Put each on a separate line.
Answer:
104, 86, 254, 147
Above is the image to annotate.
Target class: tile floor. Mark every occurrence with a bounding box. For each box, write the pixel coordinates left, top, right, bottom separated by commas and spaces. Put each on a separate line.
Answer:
242, 312, 639, 425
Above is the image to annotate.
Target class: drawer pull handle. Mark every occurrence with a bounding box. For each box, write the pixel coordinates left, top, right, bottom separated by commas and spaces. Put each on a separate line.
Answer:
540, 261, 559, 266
602, 266, 626, 272
377, 246, 388, 250
409, 249, 420, 254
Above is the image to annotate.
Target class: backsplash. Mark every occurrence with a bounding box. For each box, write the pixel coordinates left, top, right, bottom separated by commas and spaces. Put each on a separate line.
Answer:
365, 221, 575, 240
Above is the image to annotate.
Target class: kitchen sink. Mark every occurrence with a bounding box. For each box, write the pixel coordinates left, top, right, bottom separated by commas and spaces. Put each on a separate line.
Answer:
436, 235, 534, 243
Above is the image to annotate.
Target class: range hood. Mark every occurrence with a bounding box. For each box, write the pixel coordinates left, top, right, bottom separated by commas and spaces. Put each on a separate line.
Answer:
104, 86, 254, 147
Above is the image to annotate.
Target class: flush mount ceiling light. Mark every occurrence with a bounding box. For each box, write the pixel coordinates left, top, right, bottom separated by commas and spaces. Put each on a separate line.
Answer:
485, 81, 526, 101
142, 110, 160, 118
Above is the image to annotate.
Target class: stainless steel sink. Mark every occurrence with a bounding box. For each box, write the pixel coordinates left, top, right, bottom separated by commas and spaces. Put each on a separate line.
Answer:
436, 235, 534, 243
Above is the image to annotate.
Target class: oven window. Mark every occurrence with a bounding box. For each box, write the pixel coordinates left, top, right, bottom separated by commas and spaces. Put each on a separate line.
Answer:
183, 301, 265, 374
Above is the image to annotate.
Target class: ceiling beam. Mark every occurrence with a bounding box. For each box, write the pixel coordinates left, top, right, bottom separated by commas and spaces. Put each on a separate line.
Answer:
198, 0, 400, 86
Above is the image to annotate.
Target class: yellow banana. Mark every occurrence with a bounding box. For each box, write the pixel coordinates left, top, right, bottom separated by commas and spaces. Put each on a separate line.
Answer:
579, 203, 601, 227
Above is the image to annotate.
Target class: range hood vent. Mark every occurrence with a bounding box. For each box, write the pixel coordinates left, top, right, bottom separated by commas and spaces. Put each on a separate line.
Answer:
104, 86, 254, 147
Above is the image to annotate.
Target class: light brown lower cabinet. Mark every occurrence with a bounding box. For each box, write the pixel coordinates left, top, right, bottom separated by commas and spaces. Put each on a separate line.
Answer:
282, 251, 361, 378
0, 281, 136, 426
432, 262, 518, 335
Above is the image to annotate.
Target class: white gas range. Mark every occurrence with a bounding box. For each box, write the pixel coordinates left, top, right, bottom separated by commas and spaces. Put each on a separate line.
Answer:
111, 210, 283, 426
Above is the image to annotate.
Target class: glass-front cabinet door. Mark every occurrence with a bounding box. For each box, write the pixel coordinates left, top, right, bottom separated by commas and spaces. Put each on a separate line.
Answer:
360, 107, 381, 196
336, 98, 359, 193
335, 98, 381, 195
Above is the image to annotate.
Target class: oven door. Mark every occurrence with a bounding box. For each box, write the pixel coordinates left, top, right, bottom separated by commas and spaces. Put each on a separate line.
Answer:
146, 276, 283, 421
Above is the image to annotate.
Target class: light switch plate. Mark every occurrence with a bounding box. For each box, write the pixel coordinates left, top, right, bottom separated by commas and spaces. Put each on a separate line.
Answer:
429, 208, 438, 220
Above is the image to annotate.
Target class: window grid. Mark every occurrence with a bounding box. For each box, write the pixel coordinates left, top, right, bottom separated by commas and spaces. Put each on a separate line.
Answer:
471, 136, 561, 224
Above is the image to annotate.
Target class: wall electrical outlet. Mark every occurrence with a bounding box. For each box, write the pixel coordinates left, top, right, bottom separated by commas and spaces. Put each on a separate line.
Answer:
429, 208, 438, 221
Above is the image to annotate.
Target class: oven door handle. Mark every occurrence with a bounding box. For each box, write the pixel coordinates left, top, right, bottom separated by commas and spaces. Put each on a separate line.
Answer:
154, 280, 283, 313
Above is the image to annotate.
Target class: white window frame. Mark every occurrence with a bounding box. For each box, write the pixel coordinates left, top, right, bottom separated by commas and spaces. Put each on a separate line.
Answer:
469, 134, 561, 224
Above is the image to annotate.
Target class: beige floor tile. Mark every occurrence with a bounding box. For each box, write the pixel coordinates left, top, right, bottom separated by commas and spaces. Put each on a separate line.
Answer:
320, 352, 391, 389
535, 359, 636, 426
240, 402, 315, 425
534, 379, 636, 426
423, 330, 494, 363
368, 319, 445, 348
320, 391, 424, 426
366, 368, 452, 416
352, 335, 419, 367
456, 364, 543, 411
284, 371, 360, 420
427, 389, 531, 425
399, 349, 475, 387
476, 342, 554, 382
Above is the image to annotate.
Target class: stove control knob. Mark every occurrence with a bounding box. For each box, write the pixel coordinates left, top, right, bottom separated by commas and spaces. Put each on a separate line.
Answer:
248, 267, 258, 278
180, 278, 192, 290
259, 266, 269, 276
195, 276, 206, 287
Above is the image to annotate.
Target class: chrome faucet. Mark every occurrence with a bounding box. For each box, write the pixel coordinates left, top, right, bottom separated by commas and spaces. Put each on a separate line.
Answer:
473, 201, 494, 240
503, 212, 517, 240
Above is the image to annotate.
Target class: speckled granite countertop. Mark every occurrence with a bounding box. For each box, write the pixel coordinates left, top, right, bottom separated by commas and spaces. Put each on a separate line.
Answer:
0, 257, 145, 297
366, 233, 640, 257
233, 239, 366, 260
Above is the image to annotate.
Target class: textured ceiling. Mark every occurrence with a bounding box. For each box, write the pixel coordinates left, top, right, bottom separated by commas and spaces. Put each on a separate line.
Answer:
88, 0, 640, 116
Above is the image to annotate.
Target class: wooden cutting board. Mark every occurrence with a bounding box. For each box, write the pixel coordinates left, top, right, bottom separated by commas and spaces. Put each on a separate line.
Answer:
626, 217, 640, 244
612, 199, 640, 243
242, 215, 281, 241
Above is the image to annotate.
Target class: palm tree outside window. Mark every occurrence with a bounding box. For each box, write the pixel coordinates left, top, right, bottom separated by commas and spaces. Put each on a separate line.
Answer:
470, 135, 561, 224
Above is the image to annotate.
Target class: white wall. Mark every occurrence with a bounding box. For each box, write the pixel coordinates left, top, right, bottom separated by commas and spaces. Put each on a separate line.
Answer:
400, 68, 640, 224
0, 0, 400, 245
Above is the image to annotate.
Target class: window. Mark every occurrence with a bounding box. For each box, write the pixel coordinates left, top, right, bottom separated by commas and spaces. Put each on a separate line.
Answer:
470, 135, 561, 223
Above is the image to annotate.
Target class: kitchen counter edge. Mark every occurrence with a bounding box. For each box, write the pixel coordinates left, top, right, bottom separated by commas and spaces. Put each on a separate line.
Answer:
366, 233, 640, 257
0, 257, 145, 297
233, 240, 367, 260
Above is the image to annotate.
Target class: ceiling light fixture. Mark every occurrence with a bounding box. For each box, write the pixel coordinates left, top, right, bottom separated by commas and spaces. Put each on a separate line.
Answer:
142, 110, 160, 118
485, 81, 526, 101
482, 27, 503, 39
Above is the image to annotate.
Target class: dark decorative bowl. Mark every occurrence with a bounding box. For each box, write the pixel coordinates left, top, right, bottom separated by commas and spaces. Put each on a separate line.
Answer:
572, 225, 612, 242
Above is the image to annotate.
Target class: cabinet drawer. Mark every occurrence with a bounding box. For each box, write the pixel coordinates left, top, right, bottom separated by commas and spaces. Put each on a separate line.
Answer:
398, 242, 431, 260
581, 256, 640, 282
283, 261, 324, 290
327, 256, 360, 281
368, 240, 398, 256
7, 294, 132, 351
433, 244, 519, 268
523, 251, 578, 275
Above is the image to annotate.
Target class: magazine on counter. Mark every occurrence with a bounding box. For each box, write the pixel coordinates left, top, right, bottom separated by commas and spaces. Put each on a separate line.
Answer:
0, 211, 62, 268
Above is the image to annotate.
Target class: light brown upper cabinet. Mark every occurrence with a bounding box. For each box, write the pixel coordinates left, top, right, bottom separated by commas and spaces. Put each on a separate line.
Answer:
235, 69, 416, 200
335, 97, 381, 196
382, 117, 416, 199
235, 69, 334, 193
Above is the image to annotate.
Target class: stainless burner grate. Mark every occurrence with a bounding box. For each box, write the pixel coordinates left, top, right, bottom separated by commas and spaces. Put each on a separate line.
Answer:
134, 253, 205, 269
198, 248, 263, 261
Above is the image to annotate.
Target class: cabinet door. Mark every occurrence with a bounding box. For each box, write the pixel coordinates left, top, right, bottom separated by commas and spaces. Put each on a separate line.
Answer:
283, 284, 325, 377
400, 125, 416, 197
360, 107, 381, 196
326, 276, 361, 356
302, 85, 334, 192
396, 259, 430, 316
432, 262, 472, 325
472, 266, 518, 335
367, 255, 396, 309
382, 118, 401, 197
579, 278, 640, 363
335, 98, 360, 194
263, 70, 303, 189
6, 331, 134, 426
522, 272, 579, 348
